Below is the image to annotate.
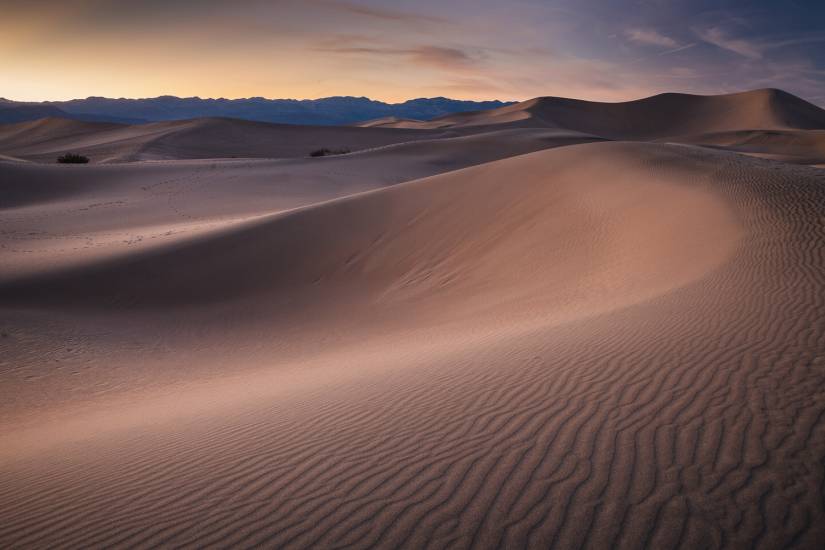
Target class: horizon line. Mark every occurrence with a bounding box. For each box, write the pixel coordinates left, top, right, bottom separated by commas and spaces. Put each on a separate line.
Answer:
2, 94, 519, 105
1, 87, 813, 107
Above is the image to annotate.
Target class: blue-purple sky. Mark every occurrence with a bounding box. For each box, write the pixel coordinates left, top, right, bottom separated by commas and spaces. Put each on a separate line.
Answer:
3, 0, 824, 104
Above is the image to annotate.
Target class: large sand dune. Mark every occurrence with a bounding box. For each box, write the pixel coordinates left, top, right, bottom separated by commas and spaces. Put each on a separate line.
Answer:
365, 88, 825, 138
2, 90, 825, 548
0, 128, 598, 281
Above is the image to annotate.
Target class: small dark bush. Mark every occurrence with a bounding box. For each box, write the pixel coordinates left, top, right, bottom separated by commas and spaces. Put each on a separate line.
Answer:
309, 148, 350, 157
57, 153, 90, 164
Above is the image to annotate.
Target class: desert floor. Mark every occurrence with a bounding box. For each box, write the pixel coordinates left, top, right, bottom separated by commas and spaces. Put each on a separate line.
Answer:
2, 90, 825, 548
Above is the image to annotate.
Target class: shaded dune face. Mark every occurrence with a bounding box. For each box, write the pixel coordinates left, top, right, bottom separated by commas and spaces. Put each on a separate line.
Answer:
667, 129, 825, 165
0, 143, 740, 320
3, 139, 825, 548
0, 128, 601, 284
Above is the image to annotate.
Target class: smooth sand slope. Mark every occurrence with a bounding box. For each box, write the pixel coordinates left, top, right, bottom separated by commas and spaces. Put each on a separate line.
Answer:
668, 129, 825, 165
0, 117, 457, 163
0, 127, 597, 281
2, 134, 825, 548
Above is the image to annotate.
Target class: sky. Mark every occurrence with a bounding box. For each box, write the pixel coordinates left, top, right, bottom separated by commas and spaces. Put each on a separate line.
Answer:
2, 0, 825, 105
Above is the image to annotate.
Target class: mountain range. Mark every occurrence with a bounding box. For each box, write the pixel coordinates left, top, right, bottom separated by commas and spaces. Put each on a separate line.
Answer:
0, 96, 513, 126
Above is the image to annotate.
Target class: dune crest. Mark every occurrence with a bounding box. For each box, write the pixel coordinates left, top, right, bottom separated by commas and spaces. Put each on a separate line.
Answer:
372, 88, 825, 138
0, 143, 740, 316
0, 117, 454, 163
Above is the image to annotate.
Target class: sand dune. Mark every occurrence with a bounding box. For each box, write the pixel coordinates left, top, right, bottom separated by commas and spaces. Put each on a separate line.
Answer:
3, 132, 825, 548
4, 89, 825, 168
0, 117, 454, 163
667, 128, 825, 165
0, 127, 599, 282
371, 88, 825, 139
0, 117, 124, 148
0, 142, 739, 311
356, 116, 428, 128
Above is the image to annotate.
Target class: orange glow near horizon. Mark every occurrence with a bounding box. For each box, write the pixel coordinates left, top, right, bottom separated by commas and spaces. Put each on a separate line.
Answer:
3, 0, 824, 106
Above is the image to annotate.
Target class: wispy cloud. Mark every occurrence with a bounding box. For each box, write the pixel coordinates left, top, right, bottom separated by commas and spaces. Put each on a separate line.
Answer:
408, 46, 479, 70
659, 43, 697, 56
763, 32, 825, 51
625, 29, 679, 49
317, 38, 480, 71
438, 76, 505, 94
696, 27, 762, 59
316, 0, 449, 25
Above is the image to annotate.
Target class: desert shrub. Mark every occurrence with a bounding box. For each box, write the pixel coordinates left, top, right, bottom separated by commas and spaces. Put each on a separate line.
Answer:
309, 148, 350, 157
57, 153, 90, 164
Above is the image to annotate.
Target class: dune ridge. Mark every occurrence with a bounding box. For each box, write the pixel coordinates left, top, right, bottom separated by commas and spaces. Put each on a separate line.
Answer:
0, 143, 740, 312
0, 127, 602, 283
667, 129, 825, 165
369, 88, 825, 138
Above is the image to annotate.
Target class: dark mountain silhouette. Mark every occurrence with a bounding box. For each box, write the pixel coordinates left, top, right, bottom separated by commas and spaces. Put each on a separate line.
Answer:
0, 105, 69, 124
0, 96, 513, 126
0, 102, 144, 125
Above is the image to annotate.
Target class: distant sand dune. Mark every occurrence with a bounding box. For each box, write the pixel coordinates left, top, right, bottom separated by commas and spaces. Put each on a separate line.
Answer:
369, 88, 825, 140
0, 117, 457, 163
3, 138, 825, 547
4, 89, 825, 169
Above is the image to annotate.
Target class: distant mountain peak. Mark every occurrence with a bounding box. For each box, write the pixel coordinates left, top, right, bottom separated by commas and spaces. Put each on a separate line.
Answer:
0, 95, 514, 126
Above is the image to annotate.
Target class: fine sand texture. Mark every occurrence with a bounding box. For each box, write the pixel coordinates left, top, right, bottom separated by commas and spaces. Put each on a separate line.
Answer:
664, 129, 825, 165
2, 91, 825, 548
